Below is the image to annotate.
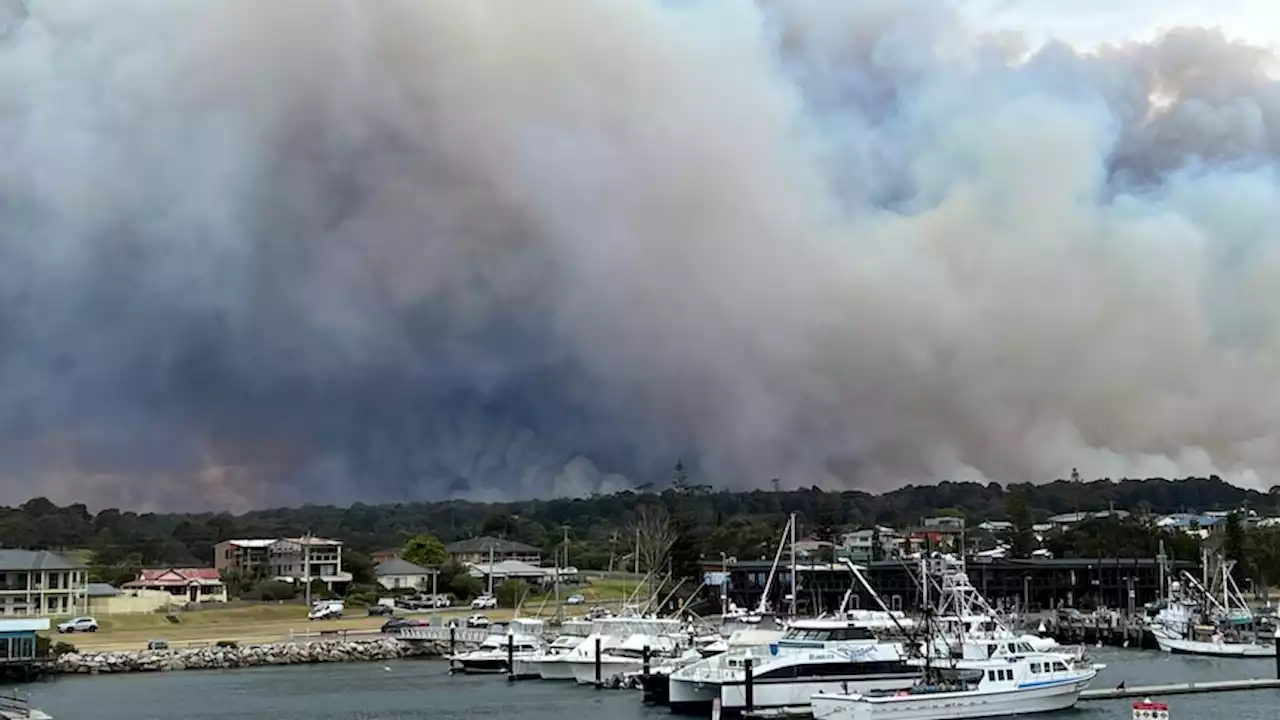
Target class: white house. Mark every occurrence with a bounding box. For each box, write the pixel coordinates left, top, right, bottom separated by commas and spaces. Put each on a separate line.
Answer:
374, 558, 438, 591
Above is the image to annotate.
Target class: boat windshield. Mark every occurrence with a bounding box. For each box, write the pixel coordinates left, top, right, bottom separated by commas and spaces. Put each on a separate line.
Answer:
781, 626, 875, 642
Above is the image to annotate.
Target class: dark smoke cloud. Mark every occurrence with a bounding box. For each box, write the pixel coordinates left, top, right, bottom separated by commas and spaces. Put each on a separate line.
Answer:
2, 0, 1280, 511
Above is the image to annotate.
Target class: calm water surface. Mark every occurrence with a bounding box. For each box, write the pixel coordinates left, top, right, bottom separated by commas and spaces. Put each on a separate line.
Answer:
20, 648, 1280, 719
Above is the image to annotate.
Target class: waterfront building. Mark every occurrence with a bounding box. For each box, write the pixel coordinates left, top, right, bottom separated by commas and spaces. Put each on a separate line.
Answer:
0, 550, 88, 617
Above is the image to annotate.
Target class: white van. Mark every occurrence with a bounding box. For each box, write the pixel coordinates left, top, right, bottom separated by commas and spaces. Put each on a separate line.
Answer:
309, 600, 344, 620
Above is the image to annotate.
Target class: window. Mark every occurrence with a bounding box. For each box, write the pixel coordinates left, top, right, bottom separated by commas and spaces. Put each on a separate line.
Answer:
1031, 663, 1040, 673
1053, 662, 1068, 672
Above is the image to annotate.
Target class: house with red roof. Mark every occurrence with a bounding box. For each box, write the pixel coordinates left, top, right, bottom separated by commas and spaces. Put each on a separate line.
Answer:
121, 568, 228, 604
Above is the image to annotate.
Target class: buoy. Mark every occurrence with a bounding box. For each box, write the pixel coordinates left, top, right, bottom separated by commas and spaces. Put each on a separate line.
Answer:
1133, 698, 1169, 720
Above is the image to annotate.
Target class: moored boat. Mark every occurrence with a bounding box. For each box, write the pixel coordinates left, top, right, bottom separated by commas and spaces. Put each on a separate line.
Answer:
810, 651, 1099, 720
448, 618, 545, 674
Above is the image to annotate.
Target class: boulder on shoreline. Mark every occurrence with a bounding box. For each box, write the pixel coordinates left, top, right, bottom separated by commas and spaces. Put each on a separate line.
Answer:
49, 637, 473, 675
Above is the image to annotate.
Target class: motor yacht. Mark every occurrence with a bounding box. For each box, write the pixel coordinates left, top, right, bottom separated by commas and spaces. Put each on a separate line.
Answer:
448, 618, 544, 674
515, 619, 592, 680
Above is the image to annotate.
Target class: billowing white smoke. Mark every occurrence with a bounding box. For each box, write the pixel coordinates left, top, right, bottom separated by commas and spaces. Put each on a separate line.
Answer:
1, 0, 1279, 509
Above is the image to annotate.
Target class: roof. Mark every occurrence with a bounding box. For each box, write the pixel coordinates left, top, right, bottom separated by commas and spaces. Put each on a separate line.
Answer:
1157, 515, 1224, 528
1048, 510, 1131, 523
86, 583, 120, 597
466, 559, 550, 578
374, 558, 437, 577
445, 536, 541, 555
0, 550, 84, 571
221, 539, 276, 549
123, 568, 223, 588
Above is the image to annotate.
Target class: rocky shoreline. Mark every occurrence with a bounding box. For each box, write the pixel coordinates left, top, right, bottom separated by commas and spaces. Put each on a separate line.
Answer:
48, 637, 472, 675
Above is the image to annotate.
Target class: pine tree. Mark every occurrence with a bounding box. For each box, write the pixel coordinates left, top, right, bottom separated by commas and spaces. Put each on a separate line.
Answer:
666, 461, 704, 584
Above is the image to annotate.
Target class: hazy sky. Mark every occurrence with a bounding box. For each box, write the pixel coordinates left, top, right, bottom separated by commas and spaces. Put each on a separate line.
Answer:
3, 0, 1280, 511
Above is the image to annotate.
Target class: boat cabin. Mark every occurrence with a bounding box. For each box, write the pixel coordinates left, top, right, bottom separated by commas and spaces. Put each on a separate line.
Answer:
778, 620, 878, 647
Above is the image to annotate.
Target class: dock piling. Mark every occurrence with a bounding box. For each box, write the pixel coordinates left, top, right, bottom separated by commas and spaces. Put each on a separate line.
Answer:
449, 627, 456, 656
594, 637, 602, 689
507, 634, 514, 682
744, 657, 754, 715
642, 645, 650, 678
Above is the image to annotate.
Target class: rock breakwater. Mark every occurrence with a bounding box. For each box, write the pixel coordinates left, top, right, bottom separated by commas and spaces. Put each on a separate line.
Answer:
50, 637, 465, 675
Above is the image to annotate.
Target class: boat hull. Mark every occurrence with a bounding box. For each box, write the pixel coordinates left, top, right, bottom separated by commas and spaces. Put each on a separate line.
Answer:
810, 676, 1092, 720
509, 658, 542, 680
450, 651, 541, 674
720, 675, 920, 714
534, 657, 577, 681
668, 674, 721, 714
1155, 635, 1274, 657
571, 659, 641, 685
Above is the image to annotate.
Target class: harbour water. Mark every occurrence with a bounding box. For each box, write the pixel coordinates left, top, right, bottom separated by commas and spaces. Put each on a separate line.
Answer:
22, 648, 1280, 719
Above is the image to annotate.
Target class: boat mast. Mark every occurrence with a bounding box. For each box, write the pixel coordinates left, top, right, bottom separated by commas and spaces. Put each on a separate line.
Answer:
757, 515, 793, 615
789, 511, 798, 618
554, 527, 565, 622
1157, 539, 1167, 600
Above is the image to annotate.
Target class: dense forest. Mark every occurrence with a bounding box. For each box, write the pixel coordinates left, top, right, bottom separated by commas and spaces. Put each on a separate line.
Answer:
5, 474, 1279, 583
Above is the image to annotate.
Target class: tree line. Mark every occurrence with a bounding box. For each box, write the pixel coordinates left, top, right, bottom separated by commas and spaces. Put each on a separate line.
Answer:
6, 473, 1280, 591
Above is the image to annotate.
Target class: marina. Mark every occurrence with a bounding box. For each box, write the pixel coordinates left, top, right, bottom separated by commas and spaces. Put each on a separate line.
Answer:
17, 647, 1280, 720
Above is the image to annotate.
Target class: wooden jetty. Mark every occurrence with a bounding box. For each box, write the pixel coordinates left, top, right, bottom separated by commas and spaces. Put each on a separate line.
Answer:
742, 678, 1280, 719
1081, 678, 1280, 700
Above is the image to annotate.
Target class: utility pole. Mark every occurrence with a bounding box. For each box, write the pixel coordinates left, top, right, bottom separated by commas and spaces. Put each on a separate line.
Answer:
302, 531, 312, 612
487, 544, 495, 596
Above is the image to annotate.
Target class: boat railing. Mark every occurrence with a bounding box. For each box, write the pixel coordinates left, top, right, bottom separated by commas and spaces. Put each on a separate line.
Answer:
676, 663, 744, 683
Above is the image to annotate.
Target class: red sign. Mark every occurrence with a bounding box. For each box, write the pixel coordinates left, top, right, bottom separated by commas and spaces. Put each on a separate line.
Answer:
1133, 701, 1168, 710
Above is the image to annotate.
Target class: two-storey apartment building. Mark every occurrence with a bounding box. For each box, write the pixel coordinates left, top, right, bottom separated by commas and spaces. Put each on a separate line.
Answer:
0, 550, 88, 617
214, 537, 351, 585
444, 537, 542, 566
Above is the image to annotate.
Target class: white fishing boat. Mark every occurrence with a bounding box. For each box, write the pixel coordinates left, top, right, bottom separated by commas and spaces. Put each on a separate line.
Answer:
918, 555, 1063, 658
810, 651, 1099, 720
668, 618, 920, 715
670, 530, 924, 718
570, 631, 683, 685
1154, 629, 1274, 657
448, 618, 545, 674
515, 619, 592, 680
559, 616, 686, 685
1149, 551, 1273, 658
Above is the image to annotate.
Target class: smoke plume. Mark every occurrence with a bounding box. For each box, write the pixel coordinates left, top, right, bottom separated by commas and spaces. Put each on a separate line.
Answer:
2, 0, 1280, 510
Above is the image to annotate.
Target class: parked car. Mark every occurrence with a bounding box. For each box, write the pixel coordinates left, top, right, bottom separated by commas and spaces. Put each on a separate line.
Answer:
466, 614, 491, 628
471, 594, 497, 609
566, 594, 585, 605
381, 617, 430, 633
57, 617, 98, 634
430, 594, 454, 608
309, 601, 344, 620
368, 604, 395, 616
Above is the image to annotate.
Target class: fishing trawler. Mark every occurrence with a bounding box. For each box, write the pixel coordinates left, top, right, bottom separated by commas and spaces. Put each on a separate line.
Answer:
810, 651, 1098, 720
668, 555, 921, 716
1149, 552, 1274, 657
811, 560, 1100, 720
